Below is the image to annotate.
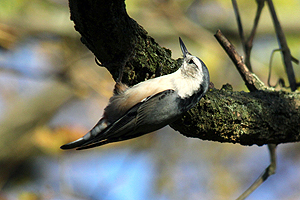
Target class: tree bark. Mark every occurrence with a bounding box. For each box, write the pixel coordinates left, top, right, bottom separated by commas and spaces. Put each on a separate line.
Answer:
69, 0, 178, 84
68, 0, 300, 146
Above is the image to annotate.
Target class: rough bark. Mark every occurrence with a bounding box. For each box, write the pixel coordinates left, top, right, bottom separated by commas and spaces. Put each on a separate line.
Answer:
69, 0, 178, 84
172, 84, 300, 146
68, 0, 300, 146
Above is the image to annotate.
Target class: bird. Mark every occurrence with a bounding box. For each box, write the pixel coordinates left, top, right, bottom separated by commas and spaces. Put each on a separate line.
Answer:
60, 37, 210, 150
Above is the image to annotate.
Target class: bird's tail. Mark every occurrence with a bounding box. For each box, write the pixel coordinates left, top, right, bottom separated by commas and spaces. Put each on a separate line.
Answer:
60, 118, 108, 150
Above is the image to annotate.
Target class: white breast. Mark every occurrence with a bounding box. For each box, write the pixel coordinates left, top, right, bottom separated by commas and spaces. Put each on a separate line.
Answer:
104, 72, 176, 122
104, 65, 202, 122
172, 71, 202, 98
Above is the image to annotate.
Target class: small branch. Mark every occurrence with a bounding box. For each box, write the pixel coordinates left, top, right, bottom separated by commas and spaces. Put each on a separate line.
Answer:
268, 48, 281, 87
214, 30, 267, 92
267, 0, 297, 91
231, 0, 244, 43
231, 0, 265, 72
244, 0, 265, 71
236, 144, 277, 200
231, 0, 247, 66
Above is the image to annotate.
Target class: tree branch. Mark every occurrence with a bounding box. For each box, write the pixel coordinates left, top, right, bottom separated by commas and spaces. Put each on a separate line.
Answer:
267, 0, 298, 91
68, 0, 300, 146
171, 85, 300, 146
69, 0, 179, 85
214, 30, 266, 92
231, 0, 266, 72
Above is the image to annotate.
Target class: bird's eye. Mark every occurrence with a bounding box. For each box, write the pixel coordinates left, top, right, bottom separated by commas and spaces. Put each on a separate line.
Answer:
188, 59, 195, 64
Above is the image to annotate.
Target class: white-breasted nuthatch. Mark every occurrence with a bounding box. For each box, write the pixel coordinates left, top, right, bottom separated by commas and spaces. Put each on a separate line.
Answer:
61, 38, 210, 150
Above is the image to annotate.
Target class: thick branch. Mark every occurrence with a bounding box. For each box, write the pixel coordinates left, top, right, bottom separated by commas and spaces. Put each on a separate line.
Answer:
69, 0, 179, 85
171, 85, 300, 146
68, 0, 300, 146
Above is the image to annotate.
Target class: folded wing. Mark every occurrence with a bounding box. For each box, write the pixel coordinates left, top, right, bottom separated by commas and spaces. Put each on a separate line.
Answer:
60, 89, 182, 150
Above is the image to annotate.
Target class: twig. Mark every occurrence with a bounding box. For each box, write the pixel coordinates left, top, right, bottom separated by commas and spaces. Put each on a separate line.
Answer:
244, 0, 265, 71
231, 0, 246, 56
267, 48, 290, 88
267, 0, 298, 91
236, 144, 277, 200
214, 30, 267, 92
231, 0, 266, 72
268, 49, 280, 87
231, 0, 247, 69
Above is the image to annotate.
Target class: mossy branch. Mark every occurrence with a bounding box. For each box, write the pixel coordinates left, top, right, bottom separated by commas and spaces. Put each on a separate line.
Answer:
68, 0, 300, 146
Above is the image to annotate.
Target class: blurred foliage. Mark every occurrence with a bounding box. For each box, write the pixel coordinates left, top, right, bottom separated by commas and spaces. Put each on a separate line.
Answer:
1, 0, 300, 199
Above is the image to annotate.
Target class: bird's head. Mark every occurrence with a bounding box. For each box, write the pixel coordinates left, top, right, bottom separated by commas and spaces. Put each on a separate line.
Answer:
179, 37, 209, 81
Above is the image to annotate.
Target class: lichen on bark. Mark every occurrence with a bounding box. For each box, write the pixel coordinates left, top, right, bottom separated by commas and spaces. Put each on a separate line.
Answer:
171, 84, 300, 146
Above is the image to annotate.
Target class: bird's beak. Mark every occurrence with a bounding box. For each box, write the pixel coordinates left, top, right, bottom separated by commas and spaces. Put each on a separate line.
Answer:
179, 37, 190, 58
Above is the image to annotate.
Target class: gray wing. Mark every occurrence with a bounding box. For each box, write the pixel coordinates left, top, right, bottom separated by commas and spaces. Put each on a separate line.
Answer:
63, 89, 182, 150
60, 101, 143, 150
